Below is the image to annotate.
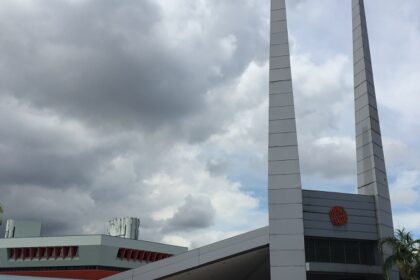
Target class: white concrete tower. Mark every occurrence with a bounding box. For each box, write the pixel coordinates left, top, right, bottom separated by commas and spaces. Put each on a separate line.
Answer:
352, 1, 396, 277
268, 0, 306, 279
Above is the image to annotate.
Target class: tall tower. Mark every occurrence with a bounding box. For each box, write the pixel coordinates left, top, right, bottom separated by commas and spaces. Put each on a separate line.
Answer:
352, 0, 396, 277
268, 0, 306, 279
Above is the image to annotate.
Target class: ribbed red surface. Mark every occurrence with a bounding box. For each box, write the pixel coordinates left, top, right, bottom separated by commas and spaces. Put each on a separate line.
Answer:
116, 247, 172, 262
0, 269, 119, 280
9, 246, 79, 260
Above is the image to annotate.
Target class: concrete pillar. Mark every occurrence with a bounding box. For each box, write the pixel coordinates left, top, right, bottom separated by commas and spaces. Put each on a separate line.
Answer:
268, 0, 306, 279
352, 1, 397, 278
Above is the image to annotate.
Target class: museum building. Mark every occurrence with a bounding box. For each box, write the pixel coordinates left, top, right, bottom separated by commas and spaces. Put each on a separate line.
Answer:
103, 0, 399, 279
0, 218, 187, 280
0, 0, 399, 279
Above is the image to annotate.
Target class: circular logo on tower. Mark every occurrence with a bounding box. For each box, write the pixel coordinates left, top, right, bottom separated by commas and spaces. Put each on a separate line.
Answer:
329, 206, 348, 226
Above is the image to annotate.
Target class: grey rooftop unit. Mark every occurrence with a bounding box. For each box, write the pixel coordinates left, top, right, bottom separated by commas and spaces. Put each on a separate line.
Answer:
108, 217, 141, 240
4, 220, 42, 239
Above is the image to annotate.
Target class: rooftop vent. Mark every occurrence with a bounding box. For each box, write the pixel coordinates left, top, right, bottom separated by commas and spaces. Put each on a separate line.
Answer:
107, 217, 140, 240
5, 219, 42, 238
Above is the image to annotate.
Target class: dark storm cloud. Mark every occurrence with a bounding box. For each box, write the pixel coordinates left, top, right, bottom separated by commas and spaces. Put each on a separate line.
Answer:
0, 0, 268, 137
0, 0, 203, 130
163, 195, 215, 233
0, 99, 128, 189
0, 0, 270, 238
5, 0, 415, 242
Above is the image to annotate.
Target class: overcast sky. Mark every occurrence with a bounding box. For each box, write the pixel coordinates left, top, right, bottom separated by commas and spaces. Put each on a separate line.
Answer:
0, 0, 419, 248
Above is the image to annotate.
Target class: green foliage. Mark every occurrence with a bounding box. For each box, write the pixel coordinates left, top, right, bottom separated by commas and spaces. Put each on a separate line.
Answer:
379, 229, 420, 280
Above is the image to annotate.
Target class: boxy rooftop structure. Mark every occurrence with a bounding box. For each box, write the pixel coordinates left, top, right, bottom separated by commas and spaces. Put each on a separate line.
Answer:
0, 219, 187, 280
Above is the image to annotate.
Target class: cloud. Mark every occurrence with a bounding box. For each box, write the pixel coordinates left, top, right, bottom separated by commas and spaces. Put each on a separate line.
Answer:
0, 0, 271, 246
0, 96, 109, 189
300, 136, 356, 179
163, 195, 215, 233
287, 51, 357, 182
390, 171, 420, 207
0, 0, 269, 139
394, 212, 420, 233
0, 0, 419, 244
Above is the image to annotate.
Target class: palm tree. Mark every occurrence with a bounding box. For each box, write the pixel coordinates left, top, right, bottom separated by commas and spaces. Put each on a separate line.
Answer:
379, 228, 420, 280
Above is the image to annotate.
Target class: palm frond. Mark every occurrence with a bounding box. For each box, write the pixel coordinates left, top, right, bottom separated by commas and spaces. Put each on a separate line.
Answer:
383, 255, 397, 280
379, 228, 420, 280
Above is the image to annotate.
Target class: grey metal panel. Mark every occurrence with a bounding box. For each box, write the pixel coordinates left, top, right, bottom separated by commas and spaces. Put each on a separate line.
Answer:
307, 262, 382, 274
270, 44, 290, 57
357, 168, 388, 188
270, 250, 306, 266
303, 213, 376, 226
268, 119, 296, 133
356, 127, 383, 147
269, 235, 305, 251
269, 93, 294, 106
354, 59, 373, 79
356, 117, 381, 136
133, 251, 200, 280
304, 220, 378, 233
271, 0, 285, 9
304, 229, 378, 240
355, 105, 379, 123
4, 220, 42, 238
302, 190, 379, 240
268, 159, 300, 174
199, 235, 268, 264
104, 270, 133, 280
198, 227, 268, 255
303, 197, 375, 211
268, 146, 300, 161
134, 250, 201, 275
270, 204, 304, 219
357, 142, 384, 161
302, 190, 375, 203
269, 80, 293, 94
269, 189, 303, 204
303, 205, 376, 218
271, 22, 288, 33
355, 81, 375, 99
270, 56, 291, 69
269, 219, 305, 235
268, 174, 301, 189
270, 266, 307, 280
271, 9, 286, 21
269, 106, 295, 120
270, 68, 292, 81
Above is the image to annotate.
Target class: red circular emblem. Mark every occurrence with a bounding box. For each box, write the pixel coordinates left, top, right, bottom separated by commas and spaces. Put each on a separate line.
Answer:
329, 206, 348, 226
